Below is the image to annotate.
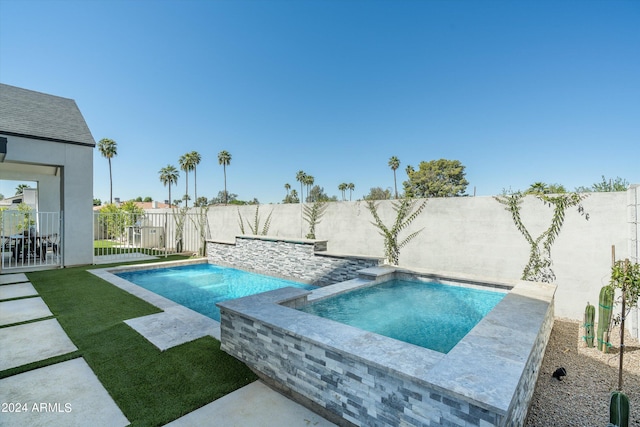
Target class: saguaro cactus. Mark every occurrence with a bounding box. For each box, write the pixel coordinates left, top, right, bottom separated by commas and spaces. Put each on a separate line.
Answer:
583, 302, 595, 347
609, 391, 629, 427
597, 286, 614, 352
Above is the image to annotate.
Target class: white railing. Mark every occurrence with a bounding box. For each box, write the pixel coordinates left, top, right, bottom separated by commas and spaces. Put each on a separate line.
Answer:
1, 210, 62, 270
93, 210, 209, 263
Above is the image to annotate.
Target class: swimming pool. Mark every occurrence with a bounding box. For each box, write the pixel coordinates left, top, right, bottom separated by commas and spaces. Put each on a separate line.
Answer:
116, 263, 314, 321
298, 279, 505, 353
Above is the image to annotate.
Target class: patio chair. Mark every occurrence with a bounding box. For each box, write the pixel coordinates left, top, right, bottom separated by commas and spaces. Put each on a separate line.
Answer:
43, 233, 59, 257
13, 228, 46, 262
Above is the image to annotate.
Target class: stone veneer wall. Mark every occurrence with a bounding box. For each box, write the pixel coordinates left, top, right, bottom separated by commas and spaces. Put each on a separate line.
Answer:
207, 235, 382, 286
505, 300, 554, 424
218, 276, 556, 427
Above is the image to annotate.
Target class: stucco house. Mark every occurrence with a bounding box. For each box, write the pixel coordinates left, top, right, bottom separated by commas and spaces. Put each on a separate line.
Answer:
0, 83, 95, 270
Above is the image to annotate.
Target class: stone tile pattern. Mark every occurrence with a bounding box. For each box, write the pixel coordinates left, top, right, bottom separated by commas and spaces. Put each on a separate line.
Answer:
221, 311, 500, 427
499, 300, 554, 424
219, 286, 555, 427
207, 236, 382, 286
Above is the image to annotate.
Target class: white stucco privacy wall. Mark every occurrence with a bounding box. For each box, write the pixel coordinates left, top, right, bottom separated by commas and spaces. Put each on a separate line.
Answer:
200, 190, 637, 325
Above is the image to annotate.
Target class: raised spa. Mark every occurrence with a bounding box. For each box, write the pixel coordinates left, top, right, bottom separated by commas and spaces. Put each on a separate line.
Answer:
218, 266, 555, 427
298, 278, 506, 353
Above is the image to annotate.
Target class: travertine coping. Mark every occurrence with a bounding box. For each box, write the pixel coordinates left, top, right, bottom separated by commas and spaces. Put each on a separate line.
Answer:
217, 268, 556, 423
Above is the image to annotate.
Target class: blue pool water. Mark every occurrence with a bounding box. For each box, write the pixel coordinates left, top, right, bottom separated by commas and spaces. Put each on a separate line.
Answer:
116, 263, 314, 321
299, 279, 506, 353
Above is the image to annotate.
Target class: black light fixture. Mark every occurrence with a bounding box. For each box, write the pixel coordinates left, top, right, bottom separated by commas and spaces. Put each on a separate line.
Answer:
0, 137, 6, 162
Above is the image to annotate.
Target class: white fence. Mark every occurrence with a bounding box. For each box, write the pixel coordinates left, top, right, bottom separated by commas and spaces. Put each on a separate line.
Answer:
1, 210, 62, 270
93, 210, 210, 263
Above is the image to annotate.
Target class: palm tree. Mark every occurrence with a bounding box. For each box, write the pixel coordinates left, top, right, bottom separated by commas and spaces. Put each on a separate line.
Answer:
98, 138, 118, 204
284, 183, 291, 197
338, 183, 347, 201
178, 153, 195, 207
15, 184, 30, 195
158, 165, 179, 207
348, 183, 355, 201
218, 150, 232, 204
304, 175, 315, 202
290, 189, 299, 203
190, 151, 202, 203
296, 171, 306, 204
527, 182, 549, 195
388, 156, 400, 199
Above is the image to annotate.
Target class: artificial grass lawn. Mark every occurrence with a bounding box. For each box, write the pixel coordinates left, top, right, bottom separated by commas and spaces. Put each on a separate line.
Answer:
93, 240, 170, 256
20, 260, 258, 427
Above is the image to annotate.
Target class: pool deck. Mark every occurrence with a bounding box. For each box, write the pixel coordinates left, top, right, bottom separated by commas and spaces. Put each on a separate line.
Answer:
91, 265, 222, 345
0, 268, 337, 426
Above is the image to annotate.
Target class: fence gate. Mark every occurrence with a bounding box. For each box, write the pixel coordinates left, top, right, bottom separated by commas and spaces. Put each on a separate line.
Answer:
1, 210, 62, 271
93, 210, 207, 264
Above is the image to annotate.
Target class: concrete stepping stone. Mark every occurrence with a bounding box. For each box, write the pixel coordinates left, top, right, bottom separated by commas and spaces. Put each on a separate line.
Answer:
0, 297, 53, 326
125, 305, 219, 351
0, 273, 29, 285
0, 282, 38, 301
0, 318, 78, 371
0, 357, 129, 427
165, 380, 336, 427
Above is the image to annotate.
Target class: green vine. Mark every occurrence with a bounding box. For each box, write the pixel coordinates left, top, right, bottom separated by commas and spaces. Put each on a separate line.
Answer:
190, 205, 210, 256
610, 259, 640, 318
238, 205, 272, 236
302, 200, 328, 239
495, 192, 589, 282
366, 198, 427, 265
172, 205, 188, 253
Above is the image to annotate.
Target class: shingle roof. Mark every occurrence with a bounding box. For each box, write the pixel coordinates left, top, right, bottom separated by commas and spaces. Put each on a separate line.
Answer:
0, 83, 95, 146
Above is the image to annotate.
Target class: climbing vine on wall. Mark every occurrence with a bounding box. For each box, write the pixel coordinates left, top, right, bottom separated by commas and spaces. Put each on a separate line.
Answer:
303, 200, 328, 239
366, 197, 427, 266
494, 192, 589, 283
237, 204, 272, 236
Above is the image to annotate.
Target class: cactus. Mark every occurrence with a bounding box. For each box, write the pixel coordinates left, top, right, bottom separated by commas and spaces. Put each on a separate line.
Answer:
609, 391, 630, 427
583, 302, 595, 347
597, 286, 614, 351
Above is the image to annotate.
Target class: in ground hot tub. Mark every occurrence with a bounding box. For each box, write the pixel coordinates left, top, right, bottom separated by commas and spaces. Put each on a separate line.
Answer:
217, 266, 555, 426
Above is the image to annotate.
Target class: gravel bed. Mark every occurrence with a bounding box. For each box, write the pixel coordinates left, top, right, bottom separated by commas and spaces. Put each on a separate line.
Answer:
525, 318, 640, 426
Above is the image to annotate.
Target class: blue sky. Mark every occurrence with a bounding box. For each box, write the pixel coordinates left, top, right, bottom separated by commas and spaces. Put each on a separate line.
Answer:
1, 0, 638, 203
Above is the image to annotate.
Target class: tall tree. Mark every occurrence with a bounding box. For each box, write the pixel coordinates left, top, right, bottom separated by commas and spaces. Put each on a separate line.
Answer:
364, 187, 392, 200
388, 156, 400, 199
283, 189, 299, 204
338, 183, 347, 201
158, 165, 179, 207
348, 183, 355, 201
592, 176, 629, 192
527, 182, 549, 194
218, 150, 232, 204
15, 184, 30, 195
190, 151, 202, 203
526, 182, 566, 195
296, 171, 307, 204
98, 138, 118, 204
307, 185, 333, 202
284, 183, 291, 197
304, 175, 315, 202
403, 159, 469, 198
178, 153, 195, 207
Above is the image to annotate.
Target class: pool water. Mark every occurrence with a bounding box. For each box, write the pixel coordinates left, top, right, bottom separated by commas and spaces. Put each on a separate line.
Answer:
299, 279, 506, 353
116, 263, 314, 321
